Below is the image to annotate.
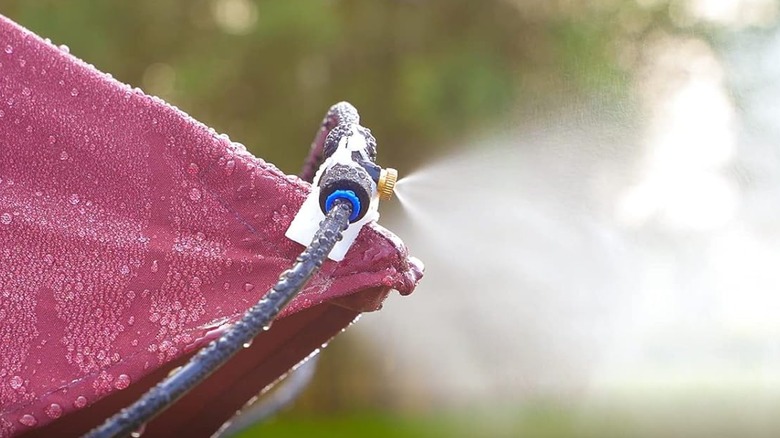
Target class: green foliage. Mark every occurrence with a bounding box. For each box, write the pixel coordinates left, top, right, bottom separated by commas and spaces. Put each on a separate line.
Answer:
3, 0, 633, 174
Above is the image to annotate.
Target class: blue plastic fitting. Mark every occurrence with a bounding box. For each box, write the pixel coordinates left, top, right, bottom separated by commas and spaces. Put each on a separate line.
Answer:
325, 190, 361, 222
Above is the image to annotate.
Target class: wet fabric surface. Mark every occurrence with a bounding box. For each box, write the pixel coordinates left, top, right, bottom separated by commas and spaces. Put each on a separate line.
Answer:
0, 15, 421, 437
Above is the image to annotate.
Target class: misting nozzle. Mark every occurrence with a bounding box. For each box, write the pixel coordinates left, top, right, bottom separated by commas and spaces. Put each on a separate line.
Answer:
378, 168, 397, 201
286, 102, 394, 261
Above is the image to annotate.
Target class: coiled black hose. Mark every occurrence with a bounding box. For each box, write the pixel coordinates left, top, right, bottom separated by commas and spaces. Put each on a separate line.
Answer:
84, 200, 353, 438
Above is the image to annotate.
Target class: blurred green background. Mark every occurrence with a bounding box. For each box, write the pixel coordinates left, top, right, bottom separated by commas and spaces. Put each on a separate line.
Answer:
5, 1, 780, 437
1, 0, 635, 176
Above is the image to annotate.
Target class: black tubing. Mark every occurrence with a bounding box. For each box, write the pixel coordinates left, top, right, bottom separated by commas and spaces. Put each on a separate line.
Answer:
300, 102, 359, 182
83, 201, 353, 438
210, 121, 353, 435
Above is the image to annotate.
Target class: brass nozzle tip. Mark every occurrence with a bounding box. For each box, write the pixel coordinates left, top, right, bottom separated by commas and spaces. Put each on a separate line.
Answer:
378, 168, 398, 201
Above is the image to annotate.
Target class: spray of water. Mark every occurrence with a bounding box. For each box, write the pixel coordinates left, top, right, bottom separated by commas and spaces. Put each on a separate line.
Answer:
359, 74, 780, 429
348, 12, 780, 438
363, 122, 639, 404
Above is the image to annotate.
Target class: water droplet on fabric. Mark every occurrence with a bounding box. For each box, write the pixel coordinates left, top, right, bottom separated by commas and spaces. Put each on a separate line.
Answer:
225, 159, 236, 175
243, 283, 254, 292
9, 375, 22, 389
18, 414, 37, 427
73, 395, 87, 408
48, 135, 56, 144
59, 150, 69, 161
44, 403, 63, 419
188, 187, 202, 202
59, 44, 70, 53
4, 45, 12, 54
119, 265, 130, 276
114, 374, 131, 389
150, 260, 159, 273
190, 276, 202, 288
70, 88, 79, 97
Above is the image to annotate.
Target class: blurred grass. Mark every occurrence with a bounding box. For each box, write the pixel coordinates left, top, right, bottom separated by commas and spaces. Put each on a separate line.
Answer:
237, 405, 629, 438
240, 394, 780, 438
239, 411, 466, 438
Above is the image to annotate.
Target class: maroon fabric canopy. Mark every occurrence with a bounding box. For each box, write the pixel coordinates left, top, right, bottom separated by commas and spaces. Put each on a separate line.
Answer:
0, 15, 421, 437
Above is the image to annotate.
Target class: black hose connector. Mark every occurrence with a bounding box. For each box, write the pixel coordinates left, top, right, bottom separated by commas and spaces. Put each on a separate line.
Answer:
318, 164, 373, 223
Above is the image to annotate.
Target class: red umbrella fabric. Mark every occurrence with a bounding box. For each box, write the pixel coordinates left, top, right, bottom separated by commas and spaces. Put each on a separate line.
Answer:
0, 15, 422, 437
